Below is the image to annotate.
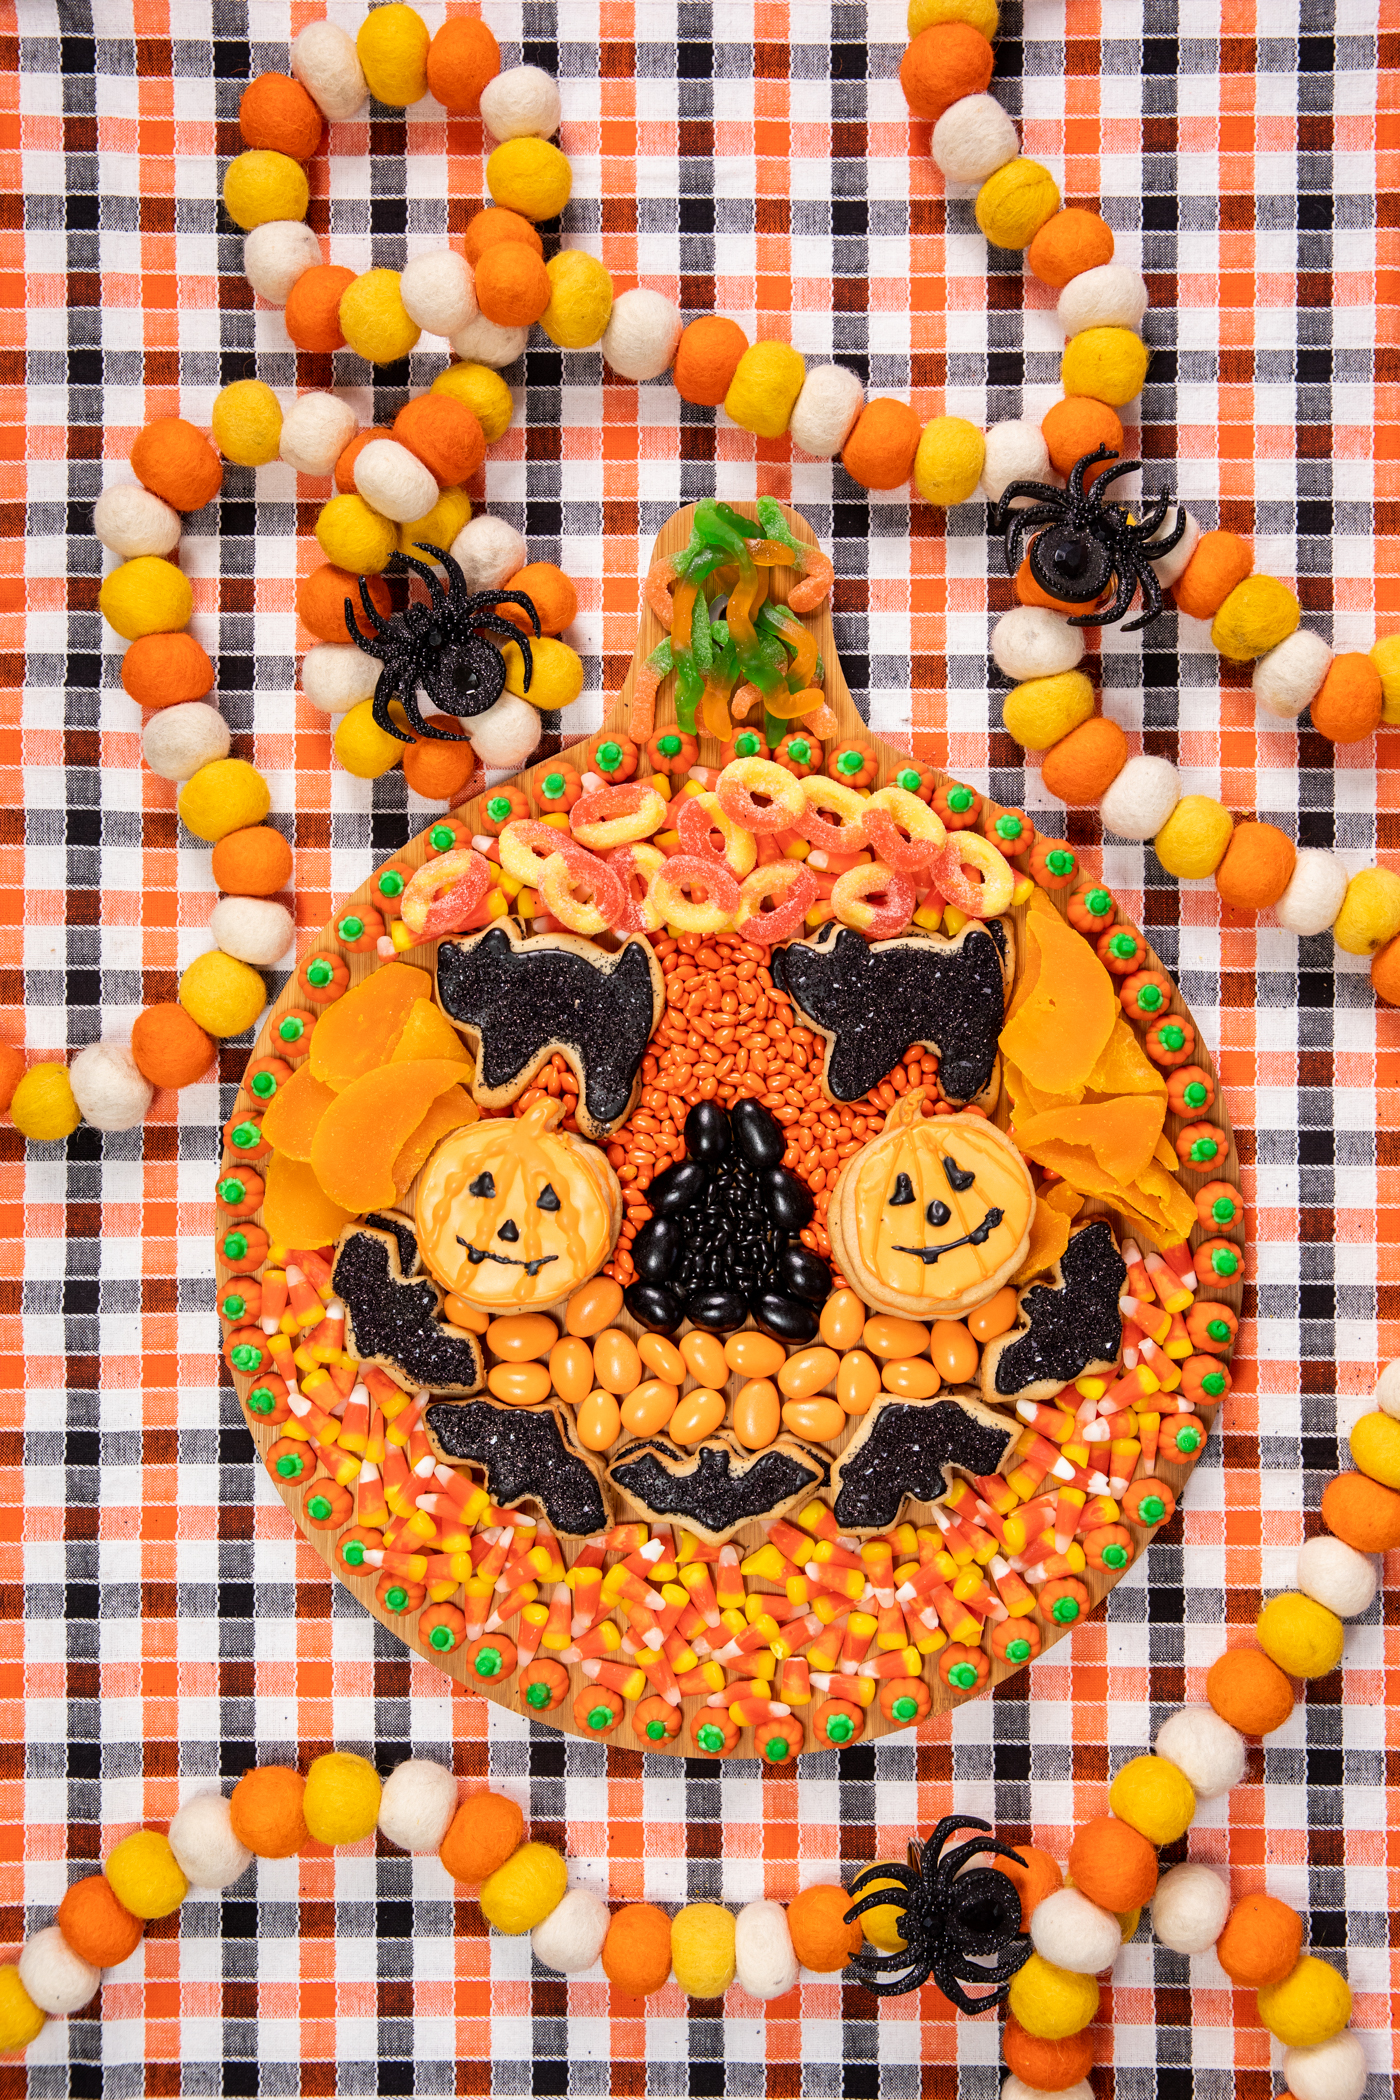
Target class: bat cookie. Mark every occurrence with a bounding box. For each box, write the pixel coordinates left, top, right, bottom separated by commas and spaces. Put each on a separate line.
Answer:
606, 1432, 829, 1546
435, 918, 664, 1139
980, 1218, 1127, 1404
332, 1222, 484, 1395
425, 1398, 611, 1539
830, 1392, 1018, 1535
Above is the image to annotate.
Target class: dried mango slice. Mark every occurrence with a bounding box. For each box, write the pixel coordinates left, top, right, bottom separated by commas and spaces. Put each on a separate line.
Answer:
1086, 1017, 1167, 1101
390, 997, 473, 1070
1115, 1159, 1198, 1249
1040, 1181, 1085, 1219
1011, 1198, 1073, 1285
262, 1151, 355, 1249
391, 1083, 478, 1197
309, 961, 432, 1092
310, 1058, 471, 1215
998, 910, 1117, 1100
1016, 1093, 1166, 1189
259, 1064, 339, 1163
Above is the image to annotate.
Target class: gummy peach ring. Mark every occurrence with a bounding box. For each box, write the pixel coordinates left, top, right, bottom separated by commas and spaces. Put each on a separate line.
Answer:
714, 755, 806, 836
497, 817, 578, 887
607, 842, 667, 933
677, 790, 758, 877
399, 849, 490, 939
569, 781, 668, 852
796, 773, 870, 853
861, 785, 947, 873
830, 860, 916, 938
733, 860, 818, 945
536, 840, 627, 937
932, 830, 1016, 918
644, 852, 740, 933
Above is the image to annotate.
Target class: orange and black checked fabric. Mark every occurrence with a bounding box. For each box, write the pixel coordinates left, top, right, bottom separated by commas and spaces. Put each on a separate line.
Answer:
0, 1, 1397, 2092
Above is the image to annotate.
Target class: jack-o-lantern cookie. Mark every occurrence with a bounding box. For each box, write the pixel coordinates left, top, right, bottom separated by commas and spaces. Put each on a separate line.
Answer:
829, 1095, 1034, 1319
414, 1094, 622, 1312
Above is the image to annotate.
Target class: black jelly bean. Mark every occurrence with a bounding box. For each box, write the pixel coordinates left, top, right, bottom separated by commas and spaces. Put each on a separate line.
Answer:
684, 1100, 732, 1163
731, 1098, 786, 1169
632, 1215, 682, 1282
762, 1165, 815, 1233
750, 1291, 821, 1344
623, 1279, 685, 1333
647, 1159, 710, 1214
685, 1288, 749, 1332
780, 1244, 832, 1303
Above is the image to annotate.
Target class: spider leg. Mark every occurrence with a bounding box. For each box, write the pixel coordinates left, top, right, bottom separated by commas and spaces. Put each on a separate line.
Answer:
370, 670, 413, 745
1136, 503, 1188, 558
470, 610, 535, 647
1002, 504, 1067, 576
1129, 494, 1172, 540
347, 578, 394, 648
397, 550, 448, 605
993, 483, 1065, 537
950, 1940, 1035, 1988
921, 1816, 994, 1865
845, 1940, 927, 1974
929, 1835, 1007, 1885
846, 1870, 917, 1910
1066, 443, 1118, 504
926, 1969, 1014, 2016
845, 1959, 936, 1999
484, 587, 544, 637
1085, 455, 1137, 505
1120, 558, 1166, 634
1091, 561, 1140, 630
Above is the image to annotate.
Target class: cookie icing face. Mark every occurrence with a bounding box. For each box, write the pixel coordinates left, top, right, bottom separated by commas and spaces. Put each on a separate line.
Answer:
839, 1110, 1034, 1317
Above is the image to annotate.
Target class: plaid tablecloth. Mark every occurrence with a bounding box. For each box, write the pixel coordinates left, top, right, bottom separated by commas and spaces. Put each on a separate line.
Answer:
3, 0, 1396, 2090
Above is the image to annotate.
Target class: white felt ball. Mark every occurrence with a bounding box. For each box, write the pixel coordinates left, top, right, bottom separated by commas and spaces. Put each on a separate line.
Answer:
468, 693, 542, 772
1295, 1534, 1378, 1619
142, 702, 231, 782
1154, 1706, 1247, 1799
1057, 264, 1150, 337
94, 482, 182, 560
280, 392, 358, 477
1028, 1887, 1122, 1975
531, 1885, 611, 1974
451, 314, 529, 369
211, 897, 295, 969
1003, 2081, 1093, 2100
302, 643, 383, 715
1253, 628, 1333, 722
353, 438, 439, 524
980, 420, 1052, 506
400, 250, 478, 339
243, 220, 323, 306
68, 1042, 154, 1134
290, 19, 368, 123
450, 514, 529, 593
479, 65, 562, 142
1150, 1863, 1230, 1956
377, 1758, 458, 1853
931, 93, 1021, 186
991, 606, 1084, 681
1372, 1359, 1400, 1418
789, 364, 866, 460
1148, 506, 1200, 588
1099, 753, 1181, 841
603, 290, 684, 383
1275, 848, 1349, 937
17, 1927, 102, 2016
1283, 2031, 1369, 2100
733, 1899, 798, 2001
167, 1791, 254, 1890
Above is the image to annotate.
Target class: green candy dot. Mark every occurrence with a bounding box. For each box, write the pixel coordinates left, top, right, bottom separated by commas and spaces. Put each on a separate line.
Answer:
1190, 1139, 1219, 1164
430, 824, 455, 851
307, 959, 333, 988
1211, 1197, 1237, 1225
1138, 1495, 1165, 1523
307, 1494, 332, 1523
222, 1293, 246, 1321
278, 1016, 305, 1044
1110, 933, 1137, 959
248, 1386, 275, 1416
1005, 1639, 1031, 1663
788, 739, 811, 763
429, 1625, 455, 1651
1176, 1427, 1202, 1455
1160, 1023, 1185, 1050
763, 1736, 791, 1762
1202, 1372, 1225, 1397
1086, 889, 1112, 917
386, 1586, 408, 1611
1051, 1598, 1079, 1625
646, 1719, 668, 1741
1184, 1082, 1208, 1108
474, 1646, 502, 1679
588, 1704, 614, 1732
824, 1714, 854, 1743
1136, 985, 1164, 1013
217, 1177, 246, 1206
949, 1663, 978, 1689
837, 748, 863, 776
251, 1071, 277, 1100
231, 1344, 263, 1372
596, 742, 623, 772
486, 796, 512, 823
1047, 849, 1074, 876
1102, 1544, 1128, 1569
222, 1231, 248, 1261
377, 870, 405, 898
995, 814, 1023, 841
898, 769, 921, 793
1206, 1317, 1231, 1343
735, 733, 760, 757
526, 1680, 551, 1709
337, 915, 364, 942
891, 1695, 918, 1722
275, 1454, 302, 1479
231, 1122, 261, 1152
697, 1723, 725, 1752
1211, 1247, 1239, 1277
542, 772, 566, 797
343, 1541, 365, 1566
657, 737, 682, 759
948, 786, 973, 812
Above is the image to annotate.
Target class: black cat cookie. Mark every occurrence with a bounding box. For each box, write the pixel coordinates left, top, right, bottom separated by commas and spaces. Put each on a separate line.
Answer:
980, 1218, 1127, 1404
424, 1398, 611, 1539
332, 1221, 484, 1396
830, 1393, 1017, 1534
607, 1433, 829, 1546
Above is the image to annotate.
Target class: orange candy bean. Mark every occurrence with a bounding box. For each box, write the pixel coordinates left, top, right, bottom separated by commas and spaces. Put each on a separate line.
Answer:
548, 1336, 595, 1407
777, 1346, 840, 1398
638, 1332, 686, 1383
670, 1390, 728, 1445
724, 1330, 787, 1379
576, 1389, 623, 1452
486, 1313, 557, 1361
487, 1362, 551, 1406
680, 1330, 729, 1388
592, 1329, 643, 1395
967, 1287, 1018, 1342
881, 1356, 942, 1398
928, 1320, 980, 1384
819, 1287, 866, 1350
781, 1398, 847, 1442
861, 1314, 930, 1360
565, 1277, 625, 1336
732, 1378, 781, 1449
836, 1349, 881, 1415
620, 1379, 680, 1436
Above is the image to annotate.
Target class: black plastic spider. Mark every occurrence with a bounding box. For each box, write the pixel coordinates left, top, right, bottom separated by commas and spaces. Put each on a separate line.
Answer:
842, 1816, 1032, 2006
993, 444, 1188, 633
344, 542, 542, 743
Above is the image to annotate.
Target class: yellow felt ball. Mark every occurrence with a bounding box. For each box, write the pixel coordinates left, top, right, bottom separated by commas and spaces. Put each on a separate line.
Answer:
853, 1871, 908, 1953
339, 270, 421, 365
335, 698, 408, 779
0, 1967, 46, 2052
503, 635, 585, 711
10, 1064, 81, 1142
1256, 1593, 1345, 1679
1062, 327, 1151, 408
1369, 633, 1400, 725
478, 1841, 568, 1935
1007, 1951, 1100, 2040
179, 951, 267, 1039
1350, 1408, 1400, 1489
724, 341, 807, 440
913, 415, 986, 506
99, 556, 193, 642
975, 159, 1061, 250
1256, 1955, 1352, 2049
212, 379, 283, 468
910, 0, 998, 34
399, 486, 473, 565
1153, 795, 1233, 880
670, 1903, 737, 1998
487, 138, 573, 222
356, 3, 431, 106
1331, 867, 1400, 956
105, 1830, 189, 1920
541, 250, 615, 350
222, 149, 310, 232
1211, 576, 1301, 663
1002, 670, 1095, 751
302, 1751, 383, 1845
433, 362, 514, 444
1108, 1754, 1196, 1846
315, 493, 399, 575
178, 757, 271, 843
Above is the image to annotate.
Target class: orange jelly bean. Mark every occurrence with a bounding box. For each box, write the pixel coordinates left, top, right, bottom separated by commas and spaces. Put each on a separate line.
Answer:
732, 1377, 781, 1450
724, 1330, 787, 1379
679, 1330, 729, 1388
836, 1349, 881, 1415
565, 1276, 625, 1337
781, 1398, 846, 1443
777, 1345, 840, 1398
928, 1319, 980, 1384
967, 1286, 1018, 1342
861, 1314, 930, 1360
486, 1313, 557, 1361
592, 1328, 643, 1395
670, 1390, 727, 1445
620, 1378, 679, 1436
576, 1389, 622, 1451
444, 1293, 491, 1334
638, 1332, 686, 1384
487, 1362, 551, 1405
881, 1356, 942, 1398
819, 1287, 866, 1351
548, 1336, 595, 1408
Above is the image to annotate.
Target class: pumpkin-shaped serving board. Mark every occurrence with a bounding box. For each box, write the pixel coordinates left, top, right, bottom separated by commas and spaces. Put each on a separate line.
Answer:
218, 501, 1241, 1755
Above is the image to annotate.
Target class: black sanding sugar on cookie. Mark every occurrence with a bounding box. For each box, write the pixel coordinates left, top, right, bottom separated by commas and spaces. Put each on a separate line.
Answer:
363, 1210, 420, 1277
989, 1220, 1126, 1397
608, 1436, 827, 1542
333, 1226, 482, 1394
831, 1397, 1015, 1532
425, 1399, 609, 1537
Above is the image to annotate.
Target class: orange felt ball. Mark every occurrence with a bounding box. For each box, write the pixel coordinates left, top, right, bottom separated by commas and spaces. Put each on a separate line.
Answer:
394, 395, 486, 485
1206, 1646, 1295, 1736
131, 418, 223, 513
56, 1874, 145, 1970
333, 428, 396, 494
464, 208, 545, 267
402, 720, 479, 802
0, 1045, 21, 1114
474, 243, 552, 328
1027, 207, 1116, 289
120, 631, 216, 709
129, 1003, 215, 1090
674, 315, 750, 407
499, 563, 578, 636
1173, 530, 1253, 622
786, 1884, 863, 1972
1310, 651, 1384, 743
899, 22, 994, 121
1214, 821, 1297, 912
229, 1766, 310, 1859
1065, 1815, 1158, 1911
1002, 2014, 1097, 2093
601, 1902, 673, 1999
426, 16, 501, 112
1372, 935, 1400, 1008
1041, 716, 1129, 805
298, 564, 393, 642
1215, 1894, 1304, 1989
842, 398, 922, 491
285, 264, 357, 355
439, 1790, 524, 1884
239, 72, 325, 159
211, 825, 294, 897
1321, 1469, 1400, 1553
1041, 395, 1124, 482
992, 1845, 1063, 1932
